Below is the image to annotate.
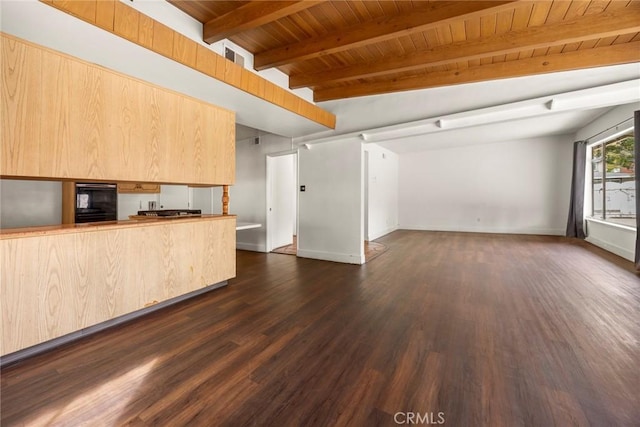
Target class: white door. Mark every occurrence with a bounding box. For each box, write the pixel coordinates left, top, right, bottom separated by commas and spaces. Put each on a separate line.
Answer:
267, 154, 295, 251
364, 150, 369, 241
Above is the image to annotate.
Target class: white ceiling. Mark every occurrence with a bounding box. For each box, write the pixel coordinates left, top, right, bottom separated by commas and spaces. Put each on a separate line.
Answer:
378, 108, 611, 153
3, 0, 639, 154
302, 64, 640, 153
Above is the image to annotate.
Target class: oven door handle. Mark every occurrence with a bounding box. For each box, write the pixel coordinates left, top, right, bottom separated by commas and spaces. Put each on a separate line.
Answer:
76, 183, 117, 189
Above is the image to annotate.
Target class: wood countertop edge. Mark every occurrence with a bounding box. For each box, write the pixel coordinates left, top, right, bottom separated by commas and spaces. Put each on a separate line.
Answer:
0, 215, 237, 239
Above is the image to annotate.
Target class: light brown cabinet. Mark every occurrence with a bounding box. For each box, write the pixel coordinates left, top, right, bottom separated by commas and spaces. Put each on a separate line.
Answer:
1, 34, 235, 186
117, 183, 161, 193
0, 216, 236, 356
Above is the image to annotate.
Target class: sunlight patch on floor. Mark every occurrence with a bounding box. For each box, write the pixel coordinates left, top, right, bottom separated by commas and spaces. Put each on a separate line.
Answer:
27, 357, 159, 426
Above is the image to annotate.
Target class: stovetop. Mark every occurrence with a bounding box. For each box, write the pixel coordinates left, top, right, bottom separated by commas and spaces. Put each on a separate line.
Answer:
136, 209, 202, 217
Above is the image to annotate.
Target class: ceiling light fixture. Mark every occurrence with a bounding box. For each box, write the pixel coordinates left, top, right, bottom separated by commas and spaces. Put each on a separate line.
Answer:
354, 79, 639, 143
358, 122, 439, 143
548, 80, 640, 111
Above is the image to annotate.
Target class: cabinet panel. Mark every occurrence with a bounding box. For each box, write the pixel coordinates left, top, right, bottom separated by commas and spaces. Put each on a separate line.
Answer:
70, 59, 106, 179
39, 51, 73, 178
1, 37, 41, 177
1, 34, 235, 185
0, 217, 236, 356
208, 108, 236, 184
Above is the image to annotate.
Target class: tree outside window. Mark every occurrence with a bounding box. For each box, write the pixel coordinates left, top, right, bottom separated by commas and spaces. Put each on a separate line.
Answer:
591, 130, 635, 228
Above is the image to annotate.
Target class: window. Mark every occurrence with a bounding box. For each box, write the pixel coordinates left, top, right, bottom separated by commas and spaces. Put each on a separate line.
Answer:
590, 129, 635, 228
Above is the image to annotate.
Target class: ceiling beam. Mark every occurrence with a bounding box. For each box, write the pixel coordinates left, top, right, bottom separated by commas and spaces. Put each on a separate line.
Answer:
253, 0, 517, 70
203, 1, 324, 45
291, 8, 640, 89
312, 41, 640, 102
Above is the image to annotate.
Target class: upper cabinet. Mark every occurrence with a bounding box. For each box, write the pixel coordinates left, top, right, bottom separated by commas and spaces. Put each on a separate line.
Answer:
1, 34, 235, 186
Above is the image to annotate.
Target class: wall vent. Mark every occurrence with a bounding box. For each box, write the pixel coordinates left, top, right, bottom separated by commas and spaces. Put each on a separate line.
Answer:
225, 47, 245, 68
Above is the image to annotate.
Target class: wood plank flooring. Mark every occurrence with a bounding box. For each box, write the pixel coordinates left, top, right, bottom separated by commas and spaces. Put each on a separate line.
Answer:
2, 231, 639, 426
271, 235, 388, 262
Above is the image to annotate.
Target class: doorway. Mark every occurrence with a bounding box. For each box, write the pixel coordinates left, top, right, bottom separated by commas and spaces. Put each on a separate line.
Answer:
266, 153, 297, 253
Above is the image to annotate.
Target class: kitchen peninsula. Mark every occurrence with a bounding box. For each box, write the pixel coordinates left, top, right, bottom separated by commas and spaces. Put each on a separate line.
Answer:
0, 215, 236, 357
1, 34, 237, 358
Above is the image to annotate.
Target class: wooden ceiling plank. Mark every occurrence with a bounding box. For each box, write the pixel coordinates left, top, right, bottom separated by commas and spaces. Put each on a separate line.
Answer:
596, 35, 619, 47
493, 9, 515, 63
577, 38, 600, 50
409, 32, 429, 51
397, 35, 417, 56
564, 0, 591, 19
480, 13, 497, 65
612, 32, 638, 45
544, 1, 572, 24
465, 16, 482, 67
521, 1, 552, 58
450, 20, 468, 69
584, 0, 611, 15
561, 42, 581, 53
290, 8, 640, 89
527, 1, 552, 26
203, 1, 324, 44
345, 0, 374, 22
313, 40, 640, 101
253, 1, 517, 70
507, 2, 533, 61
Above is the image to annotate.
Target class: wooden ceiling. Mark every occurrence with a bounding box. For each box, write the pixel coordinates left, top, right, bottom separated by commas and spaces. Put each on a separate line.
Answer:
169, 0, 640, 102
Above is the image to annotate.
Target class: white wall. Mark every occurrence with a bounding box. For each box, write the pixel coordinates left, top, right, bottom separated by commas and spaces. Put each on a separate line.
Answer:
398, 135, 574, 235
0, 179, 62, 228
233, 134, 293, 252
191, 187, 217, 215
576, 103, 638, 261
586, 219, 635, 261
298, 139, 364, 264
364, 144, 399, 240
117, 192, 158, 220
123, 0, 314, 103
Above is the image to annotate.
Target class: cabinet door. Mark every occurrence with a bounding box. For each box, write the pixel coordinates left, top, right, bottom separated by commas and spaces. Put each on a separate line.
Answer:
1, 36, 42, 177
2, 34, 235, 185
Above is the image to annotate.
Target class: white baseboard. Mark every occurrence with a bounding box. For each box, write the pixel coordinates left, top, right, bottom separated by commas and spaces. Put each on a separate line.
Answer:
586, 236, 634, 261
236, 242, 267, 252
368, 225, 399, 241
297, 248, 364, 265
399, 224, 565, 236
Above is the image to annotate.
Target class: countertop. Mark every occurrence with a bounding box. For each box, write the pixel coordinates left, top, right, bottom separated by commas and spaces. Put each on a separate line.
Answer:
0, 214, 237, 239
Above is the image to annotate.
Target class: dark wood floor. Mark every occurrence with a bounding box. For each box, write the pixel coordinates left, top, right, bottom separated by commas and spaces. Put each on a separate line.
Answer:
2, 231, 639, 426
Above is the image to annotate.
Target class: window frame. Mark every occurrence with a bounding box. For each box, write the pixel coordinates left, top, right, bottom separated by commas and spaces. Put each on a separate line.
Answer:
587, 125, 635, 229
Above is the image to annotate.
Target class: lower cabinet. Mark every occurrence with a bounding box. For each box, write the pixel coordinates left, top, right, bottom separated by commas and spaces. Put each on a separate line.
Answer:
117, 183, 161, 193
0, 217, 236, 356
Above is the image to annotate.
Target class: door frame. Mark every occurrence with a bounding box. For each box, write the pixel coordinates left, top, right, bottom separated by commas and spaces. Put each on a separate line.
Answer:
266, 150, 298, 252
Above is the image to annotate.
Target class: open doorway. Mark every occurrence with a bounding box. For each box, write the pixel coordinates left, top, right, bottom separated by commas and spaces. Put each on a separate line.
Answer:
266, 153, 297, 254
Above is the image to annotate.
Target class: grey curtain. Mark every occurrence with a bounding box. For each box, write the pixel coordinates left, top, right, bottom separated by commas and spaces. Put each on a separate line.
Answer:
566, 140, 588, 239
634, 110, 639, 270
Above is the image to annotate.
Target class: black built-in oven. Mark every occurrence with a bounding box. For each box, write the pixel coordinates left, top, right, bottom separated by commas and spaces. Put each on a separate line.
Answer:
75, 183, 118, 223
